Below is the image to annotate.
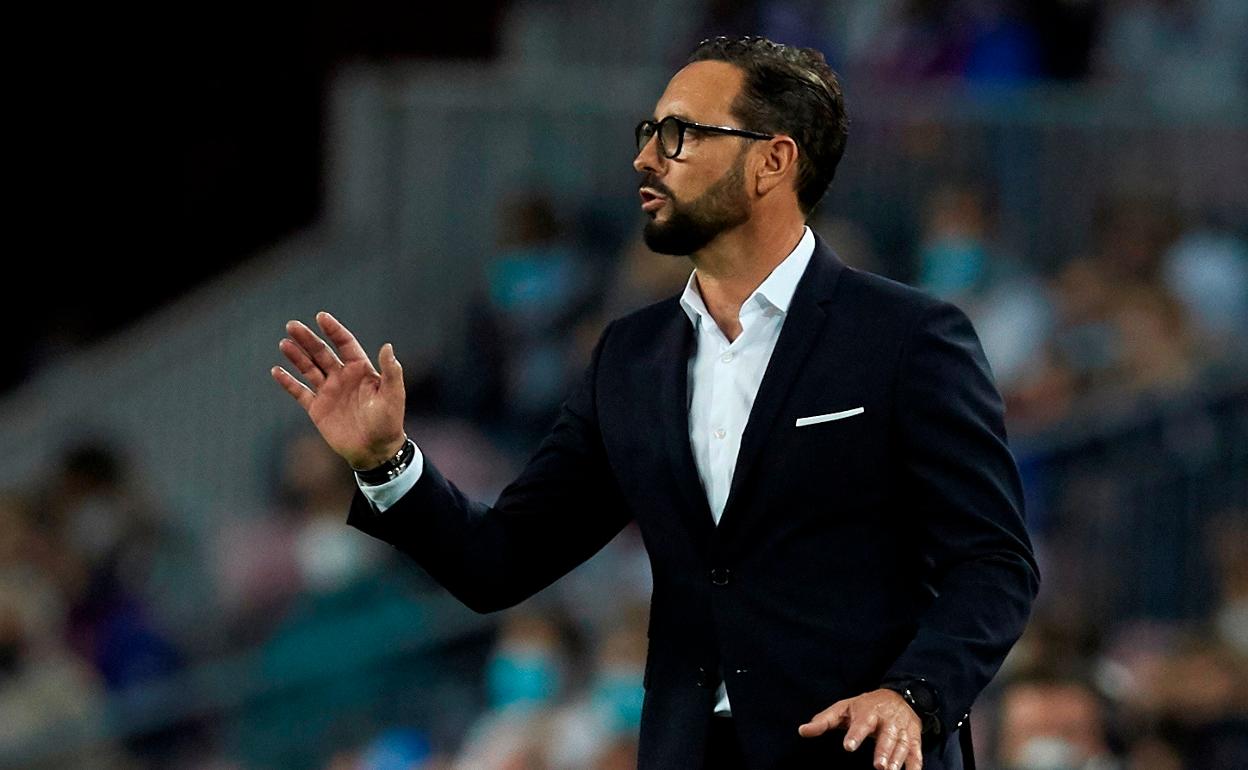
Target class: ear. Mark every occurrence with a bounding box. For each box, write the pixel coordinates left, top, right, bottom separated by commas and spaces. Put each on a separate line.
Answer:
753, 135, 800, 198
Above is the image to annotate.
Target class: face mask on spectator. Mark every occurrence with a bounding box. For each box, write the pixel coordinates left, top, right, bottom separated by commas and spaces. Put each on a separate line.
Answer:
486, 645, 561, 709
919, 236, 988, 300
1010, 735, 1088, 770
486, 246, 580, 327
294, 518, 377, 593
1215, 598, 1248, 655
591, 664, 645, 733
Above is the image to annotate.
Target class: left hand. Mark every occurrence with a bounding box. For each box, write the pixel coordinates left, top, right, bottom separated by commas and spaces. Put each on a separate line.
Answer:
798, 688, 923, 770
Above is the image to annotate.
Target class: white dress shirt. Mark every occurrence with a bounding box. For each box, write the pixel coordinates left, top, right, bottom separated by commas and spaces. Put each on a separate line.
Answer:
358, 225, 817, 718
678, 225, 815, 715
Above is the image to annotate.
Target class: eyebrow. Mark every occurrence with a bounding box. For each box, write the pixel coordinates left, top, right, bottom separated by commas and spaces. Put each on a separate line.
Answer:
649, 111, 695, 122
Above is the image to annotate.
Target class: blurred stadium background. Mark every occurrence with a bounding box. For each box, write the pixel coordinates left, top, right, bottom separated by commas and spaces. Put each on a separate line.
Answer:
3, 1, 1247, 768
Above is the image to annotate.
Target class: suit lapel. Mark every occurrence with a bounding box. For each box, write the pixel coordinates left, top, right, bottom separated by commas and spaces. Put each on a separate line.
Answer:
655, 232, 847, 545
716, 235, 846, 537
658, 306, 716, 548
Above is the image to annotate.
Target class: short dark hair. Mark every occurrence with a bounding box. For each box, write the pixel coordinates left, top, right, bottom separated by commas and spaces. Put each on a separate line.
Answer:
688, 36, 849, 217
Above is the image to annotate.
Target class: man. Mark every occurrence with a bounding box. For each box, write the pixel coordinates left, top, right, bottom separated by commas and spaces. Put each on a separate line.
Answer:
272, 36, 1039, 770
993, 672, 1116, 769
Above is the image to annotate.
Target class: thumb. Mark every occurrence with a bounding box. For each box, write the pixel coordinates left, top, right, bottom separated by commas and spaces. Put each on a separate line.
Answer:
379, 343, 404, 397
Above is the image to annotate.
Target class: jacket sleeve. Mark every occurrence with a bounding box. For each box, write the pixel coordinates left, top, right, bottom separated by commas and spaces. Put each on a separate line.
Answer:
345, 320, 634, 613
881, 299, 1041, 732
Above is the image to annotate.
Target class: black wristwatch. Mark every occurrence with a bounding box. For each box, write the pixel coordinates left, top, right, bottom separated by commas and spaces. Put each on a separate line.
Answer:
882, 678, 942, 736
354, 437, 416, 486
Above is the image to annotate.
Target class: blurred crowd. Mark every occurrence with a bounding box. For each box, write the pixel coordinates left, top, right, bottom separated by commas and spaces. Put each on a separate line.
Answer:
690, 0, 1246, 110
891, 182, 1248, 434
973, 509, 1248, 769
0, 423, 651, 769
447, 179, 1248, 451
8, 0, 1248, 396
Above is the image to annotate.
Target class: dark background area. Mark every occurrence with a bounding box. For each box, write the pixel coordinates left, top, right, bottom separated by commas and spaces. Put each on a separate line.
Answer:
12, 1, 509, 392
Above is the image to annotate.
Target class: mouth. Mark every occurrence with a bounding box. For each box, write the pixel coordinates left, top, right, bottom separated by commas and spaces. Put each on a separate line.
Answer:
640, 188, 667, 213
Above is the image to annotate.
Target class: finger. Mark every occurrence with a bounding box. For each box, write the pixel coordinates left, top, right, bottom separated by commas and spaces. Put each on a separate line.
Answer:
271, 366, 315, 411
286, 319, 345, 375
882, 729, 911, 770
873, 721, 901, 769
904, 735, 923, 770
378, 342, 404, 400
797, 701, 848, 738
316, 311, 371, 364
843, 710, 880, 752
279, 338, 326, 388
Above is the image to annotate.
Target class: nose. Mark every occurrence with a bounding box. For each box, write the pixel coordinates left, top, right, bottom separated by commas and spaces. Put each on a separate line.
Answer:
633, 132, 663, 176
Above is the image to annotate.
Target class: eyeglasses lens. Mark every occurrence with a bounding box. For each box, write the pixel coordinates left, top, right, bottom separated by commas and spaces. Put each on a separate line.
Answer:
658, 118, 681, 158
637, 118, 685, 158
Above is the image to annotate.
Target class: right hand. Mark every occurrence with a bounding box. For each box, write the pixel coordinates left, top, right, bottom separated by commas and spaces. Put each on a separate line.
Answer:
270, 311, 408, 470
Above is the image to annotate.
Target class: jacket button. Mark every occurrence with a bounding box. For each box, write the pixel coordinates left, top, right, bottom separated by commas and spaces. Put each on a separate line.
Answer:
696, 666, 715, 687
710, 567, 731, 585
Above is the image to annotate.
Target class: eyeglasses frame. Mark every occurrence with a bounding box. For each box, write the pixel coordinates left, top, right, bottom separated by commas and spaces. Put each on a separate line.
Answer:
635, 115, 775, 159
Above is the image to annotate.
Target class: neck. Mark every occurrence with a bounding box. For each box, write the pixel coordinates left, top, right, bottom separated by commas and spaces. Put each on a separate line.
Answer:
690, 211, 805, 342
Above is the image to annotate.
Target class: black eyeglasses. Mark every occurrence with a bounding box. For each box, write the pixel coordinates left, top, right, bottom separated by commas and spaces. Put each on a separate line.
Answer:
635, 115, 774, 159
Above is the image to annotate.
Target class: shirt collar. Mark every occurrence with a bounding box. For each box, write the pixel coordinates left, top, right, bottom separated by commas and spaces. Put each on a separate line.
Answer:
679, 225, 816, 329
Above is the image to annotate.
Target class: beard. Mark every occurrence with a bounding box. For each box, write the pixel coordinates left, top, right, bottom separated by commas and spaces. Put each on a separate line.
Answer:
643, 150, 750, 256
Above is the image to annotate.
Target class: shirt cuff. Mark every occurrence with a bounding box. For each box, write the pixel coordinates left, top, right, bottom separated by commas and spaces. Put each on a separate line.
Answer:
356, 442, 424, 512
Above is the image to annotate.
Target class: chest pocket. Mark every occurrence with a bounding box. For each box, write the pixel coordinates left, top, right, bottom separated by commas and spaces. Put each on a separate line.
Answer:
779, 400, 891, 510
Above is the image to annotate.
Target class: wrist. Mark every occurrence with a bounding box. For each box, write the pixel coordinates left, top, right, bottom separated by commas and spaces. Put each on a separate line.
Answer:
881, 678, 942, 736
350, 436, 408, 471
351, 435, 413, 484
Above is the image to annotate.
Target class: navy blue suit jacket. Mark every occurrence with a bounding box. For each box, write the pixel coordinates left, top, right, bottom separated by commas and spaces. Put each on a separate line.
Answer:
347, 231, 1040, 769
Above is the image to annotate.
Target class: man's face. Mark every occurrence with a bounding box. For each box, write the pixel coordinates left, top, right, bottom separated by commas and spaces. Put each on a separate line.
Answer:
633, 61, 755, 256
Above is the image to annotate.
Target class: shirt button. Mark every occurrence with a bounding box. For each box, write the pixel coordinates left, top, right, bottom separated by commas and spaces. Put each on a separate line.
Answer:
714, 428, 726, 439
721, 351, 734, 363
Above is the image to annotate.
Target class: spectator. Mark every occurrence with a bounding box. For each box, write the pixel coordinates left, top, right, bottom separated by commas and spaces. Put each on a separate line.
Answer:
994, 671, 1121, 769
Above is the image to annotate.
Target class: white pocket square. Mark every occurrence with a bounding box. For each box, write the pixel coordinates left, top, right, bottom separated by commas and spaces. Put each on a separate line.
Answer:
795, 407, 865, 427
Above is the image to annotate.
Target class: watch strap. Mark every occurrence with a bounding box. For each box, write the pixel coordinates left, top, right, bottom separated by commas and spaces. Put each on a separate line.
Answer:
354, 438, 416, 486
882, 678, 943, 736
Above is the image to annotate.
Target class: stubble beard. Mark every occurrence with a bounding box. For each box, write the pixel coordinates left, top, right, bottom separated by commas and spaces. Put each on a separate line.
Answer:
643, 151, 751, 256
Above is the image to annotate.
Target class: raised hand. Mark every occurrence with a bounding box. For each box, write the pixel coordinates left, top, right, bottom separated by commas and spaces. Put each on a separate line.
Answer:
271, 311, 407, 470
798, 689, 923, 770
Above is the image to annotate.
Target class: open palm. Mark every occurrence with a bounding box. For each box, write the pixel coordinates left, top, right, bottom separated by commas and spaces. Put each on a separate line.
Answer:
270, 311, 407, 470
